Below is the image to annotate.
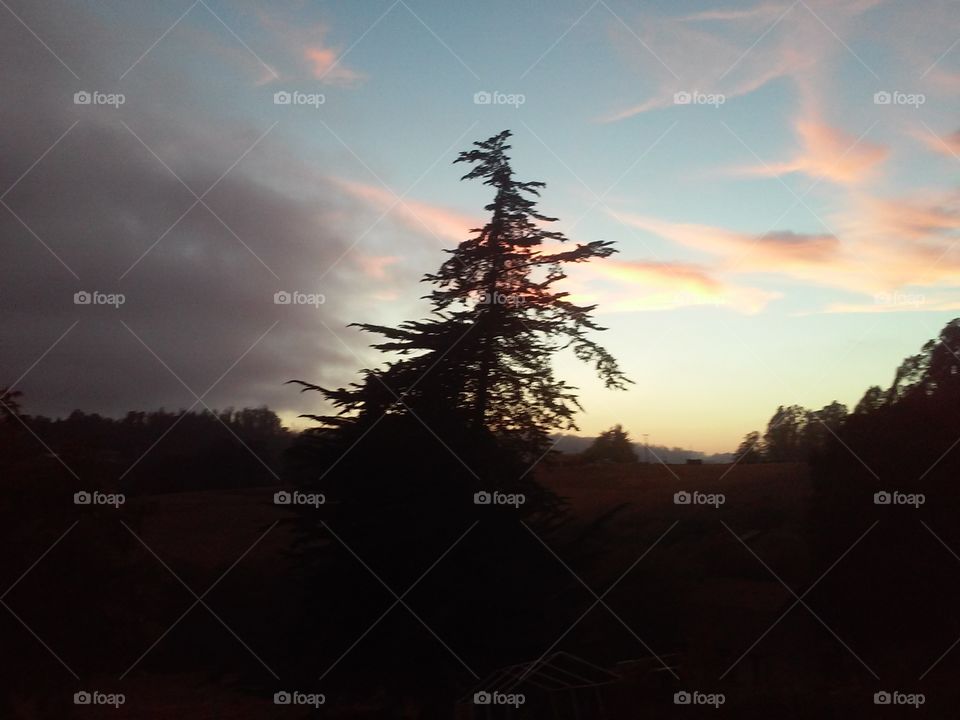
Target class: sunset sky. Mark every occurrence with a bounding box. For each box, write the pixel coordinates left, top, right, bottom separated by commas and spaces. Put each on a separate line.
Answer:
3, 0, 960, 452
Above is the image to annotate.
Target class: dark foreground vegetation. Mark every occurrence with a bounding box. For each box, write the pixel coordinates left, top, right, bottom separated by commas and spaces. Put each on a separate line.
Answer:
5, 319, 960, 717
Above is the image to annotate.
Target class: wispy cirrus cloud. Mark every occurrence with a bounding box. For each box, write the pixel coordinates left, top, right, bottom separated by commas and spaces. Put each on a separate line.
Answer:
611, 194, 960, 310
610, 211, 840, 270
912, 125, 960, 160
727, 120, 888, 185
253, 9, 365, 85
601, 0, 880, 122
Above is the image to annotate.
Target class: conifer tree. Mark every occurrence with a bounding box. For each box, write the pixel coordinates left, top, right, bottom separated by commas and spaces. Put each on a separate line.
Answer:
284, 132, 635, 702
292, 130, 630, 454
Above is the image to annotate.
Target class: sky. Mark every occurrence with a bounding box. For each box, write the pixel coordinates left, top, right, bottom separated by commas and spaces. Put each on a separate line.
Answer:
2, 0, 959, 453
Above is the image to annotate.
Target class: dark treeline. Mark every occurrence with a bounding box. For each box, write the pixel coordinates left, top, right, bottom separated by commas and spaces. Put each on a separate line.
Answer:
0, 397, 289, 494
807, 319, 960, 680
734, 318, 960, 686
733, 401, 849, 463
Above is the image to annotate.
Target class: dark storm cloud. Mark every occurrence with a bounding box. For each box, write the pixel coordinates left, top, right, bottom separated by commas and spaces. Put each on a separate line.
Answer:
0, 1, 376, 420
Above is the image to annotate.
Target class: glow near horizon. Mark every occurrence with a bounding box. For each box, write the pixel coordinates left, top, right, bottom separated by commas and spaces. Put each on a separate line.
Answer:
89, 0, 960, 452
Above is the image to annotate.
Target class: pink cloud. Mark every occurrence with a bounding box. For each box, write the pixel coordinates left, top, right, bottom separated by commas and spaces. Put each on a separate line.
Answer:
355, 254, 400, 280
334, 178, 480, 244
305, 45, 364, 85
253, 10, 364, 85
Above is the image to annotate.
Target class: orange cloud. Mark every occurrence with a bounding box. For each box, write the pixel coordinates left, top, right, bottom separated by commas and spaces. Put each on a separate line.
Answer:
612, 194, 960, 308
574, 259, 779, 314
730, 120, 887, 184
857, 194, 960, 241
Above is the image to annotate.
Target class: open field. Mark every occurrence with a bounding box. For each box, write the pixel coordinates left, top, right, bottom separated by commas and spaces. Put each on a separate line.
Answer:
30, 462, 812, 718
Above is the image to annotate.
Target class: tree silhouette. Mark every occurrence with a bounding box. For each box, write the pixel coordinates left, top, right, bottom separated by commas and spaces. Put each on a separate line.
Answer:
582, 424, 638, 463
762, 404, 808, 462
284, 131, 632, 707
733, 430, 764, 463
801, 401, 848, 457
808, 318, 960, 681
292, 130, 630, 459
853, 385, 884, 414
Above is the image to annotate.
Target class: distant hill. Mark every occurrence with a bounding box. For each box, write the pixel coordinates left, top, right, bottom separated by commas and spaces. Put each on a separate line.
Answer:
550, 433, 733, 464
